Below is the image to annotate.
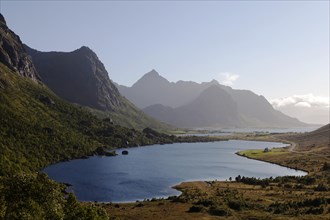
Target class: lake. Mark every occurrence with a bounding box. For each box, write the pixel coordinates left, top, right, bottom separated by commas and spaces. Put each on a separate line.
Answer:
44, 140, 306, 202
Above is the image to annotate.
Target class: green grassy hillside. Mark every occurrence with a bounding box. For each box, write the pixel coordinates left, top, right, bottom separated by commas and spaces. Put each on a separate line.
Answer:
0, 63, 179, 175
86, 96, 174, 132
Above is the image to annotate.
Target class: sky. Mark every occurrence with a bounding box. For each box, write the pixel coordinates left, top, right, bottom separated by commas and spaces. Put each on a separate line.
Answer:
1, 0, 329, 123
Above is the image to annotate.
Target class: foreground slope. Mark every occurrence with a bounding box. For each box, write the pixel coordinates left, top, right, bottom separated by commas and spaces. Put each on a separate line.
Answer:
25, 45, 172, 131
0, 14, 111, 219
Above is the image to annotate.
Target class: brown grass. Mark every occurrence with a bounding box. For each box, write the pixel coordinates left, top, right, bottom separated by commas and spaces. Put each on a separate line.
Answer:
103, 125, 330, 219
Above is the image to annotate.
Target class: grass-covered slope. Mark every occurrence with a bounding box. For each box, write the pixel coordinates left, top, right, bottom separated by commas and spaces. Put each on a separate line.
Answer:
86, 96, 174, 131
0, 63, 178, 175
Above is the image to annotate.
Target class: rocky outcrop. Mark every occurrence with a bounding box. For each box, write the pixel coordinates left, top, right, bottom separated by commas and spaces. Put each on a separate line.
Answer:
94, 146, 117, 156
0, 13, 39, 81
121, 150, 128, 155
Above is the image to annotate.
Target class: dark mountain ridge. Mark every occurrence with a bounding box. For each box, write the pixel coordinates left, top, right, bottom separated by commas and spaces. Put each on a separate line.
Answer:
25, 45, 172, 130
25, 45, 121, 111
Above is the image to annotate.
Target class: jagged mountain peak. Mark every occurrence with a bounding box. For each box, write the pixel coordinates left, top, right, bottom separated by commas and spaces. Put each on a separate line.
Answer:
133, 69, 169, 88
74, 45, 95, 55
201, 84, 222, 92
210, 79, 219, 84
141, 69, 161, 79
148, 69, 159, 75
0, 14, 40, 81
0, 13, 6, 24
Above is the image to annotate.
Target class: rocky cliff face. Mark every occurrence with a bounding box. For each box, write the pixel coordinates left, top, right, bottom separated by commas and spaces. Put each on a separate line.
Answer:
0, 13, 39, 81
25, 45, 122, 111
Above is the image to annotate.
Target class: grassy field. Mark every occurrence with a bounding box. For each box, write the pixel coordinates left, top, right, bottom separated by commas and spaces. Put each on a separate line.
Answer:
104, 125, 330, 219
238, 147, 289, 158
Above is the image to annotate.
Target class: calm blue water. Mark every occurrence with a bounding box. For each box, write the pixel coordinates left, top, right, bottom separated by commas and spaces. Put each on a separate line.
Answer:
44, 140, 306, 202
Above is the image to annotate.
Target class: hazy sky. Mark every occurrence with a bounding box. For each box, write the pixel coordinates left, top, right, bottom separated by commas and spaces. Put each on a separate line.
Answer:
1, 1, 329, 101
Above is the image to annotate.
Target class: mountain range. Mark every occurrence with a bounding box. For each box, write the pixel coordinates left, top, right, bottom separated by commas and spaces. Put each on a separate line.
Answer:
117, 70, 306, 129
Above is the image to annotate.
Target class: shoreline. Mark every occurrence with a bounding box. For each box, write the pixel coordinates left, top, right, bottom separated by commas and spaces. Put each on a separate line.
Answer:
234, 150, 309, 174
43, 137, 229, 169
70, 138, 309, 204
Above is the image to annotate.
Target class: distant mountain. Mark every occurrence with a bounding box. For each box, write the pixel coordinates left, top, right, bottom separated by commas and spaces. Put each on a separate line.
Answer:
144, 85, 245, 128
221, 87, 304, 128
118, 70, 306, 129
116, 69, 219, 109
25, 46, 172, 131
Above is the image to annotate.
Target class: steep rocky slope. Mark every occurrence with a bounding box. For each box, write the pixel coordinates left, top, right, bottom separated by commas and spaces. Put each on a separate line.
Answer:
0, 14, 39, 81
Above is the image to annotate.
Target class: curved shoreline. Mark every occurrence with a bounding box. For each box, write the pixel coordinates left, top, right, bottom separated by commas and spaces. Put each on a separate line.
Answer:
47, 139, 307, 203
234, 149, 309, 174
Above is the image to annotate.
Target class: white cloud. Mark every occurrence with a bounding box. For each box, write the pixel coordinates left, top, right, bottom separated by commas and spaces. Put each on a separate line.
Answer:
270, 94, 329, 109
217, 72, 239, 86
294, 102, 312, 108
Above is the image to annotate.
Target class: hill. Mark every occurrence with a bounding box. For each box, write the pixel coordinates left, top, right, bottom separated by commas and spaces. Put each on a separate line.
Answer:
24, 46, 172, 131
280, 123, 330, 153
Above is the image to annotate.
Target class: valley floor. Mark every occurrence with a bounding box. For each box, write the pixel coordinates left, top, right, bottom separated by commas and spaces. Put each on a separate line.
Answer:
100, 131, 330, 220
